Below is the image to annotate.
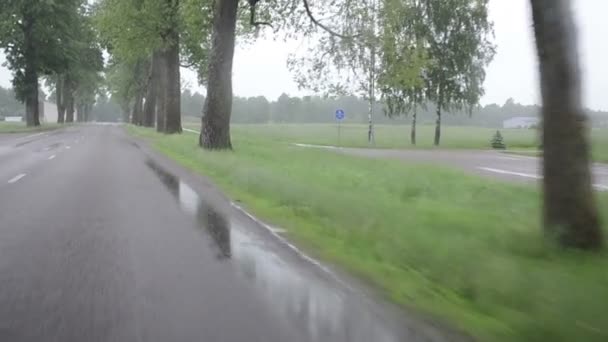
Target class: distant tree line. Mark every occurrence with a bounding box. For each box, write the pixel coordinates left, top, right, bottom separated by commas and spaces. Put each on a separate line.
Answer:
179, 90, 608, 128
0, 86, 23, 119
4, 85, 608, 128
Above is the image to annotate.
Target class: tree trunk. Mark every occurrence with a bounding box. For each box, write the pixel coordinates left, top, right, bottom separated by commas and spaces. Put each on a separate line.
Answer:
367, 44, 376, 145
56, 75, 65, 123
199, 0, 239, 149
143, 51, 160, 127
23, 16, 40, 127
85, 103, 91, 122
121, 104, 130, 123
76, 104, 83, 122
411, 109, 417, 145
132, 92, 144, 125
24, 81, 39, 127
65, 85, 75, 123
156, 50, 167, 132
164, 29, 182, 134
530, 0, 602, 249
434, 105, 441, 146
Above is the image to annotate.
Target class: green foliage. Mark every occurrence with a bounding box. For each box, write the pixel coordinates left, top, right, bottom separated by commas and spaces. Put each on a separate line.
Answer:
287, 0, 385, 97
379, 0, 496, 117
131, 125, 608, 342
0, 86, 23, 117
0, 0, 81, 101
180, 0, 213, 83
491, 130, 506, 149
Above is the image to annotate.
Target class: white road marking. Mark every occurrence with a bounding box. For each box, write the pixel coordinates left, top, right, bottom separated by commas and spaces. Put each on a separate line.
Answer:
230, 201, 354, 291
7, 173, 26, 184
477, 167, 541, 179
22, 132, 45, 139
182, 128, 200, 134
65, 146, 71, 149
495, 156, 522, 161
593, 184, 608, 191
478, 166, 608, 191
48, 155, 56, 160
293, 143, 340, 149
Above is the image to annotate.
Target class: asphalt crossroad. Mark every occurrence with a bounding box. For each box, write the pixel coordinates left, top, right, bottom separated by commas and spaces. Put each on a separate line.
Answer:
0, 125, 463, 342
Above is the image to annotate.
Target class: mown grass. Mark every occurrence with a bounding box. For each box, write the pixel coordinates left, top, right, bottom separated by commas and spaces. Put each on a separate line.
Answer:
184, 123, 608, 162
0, 122, 63, 133
130, 125, 608, 342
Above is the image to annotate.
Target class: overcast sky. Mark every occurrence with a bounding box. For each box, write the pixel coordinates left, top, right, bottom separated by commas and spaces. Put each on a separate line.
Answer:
1, 0, 608, 109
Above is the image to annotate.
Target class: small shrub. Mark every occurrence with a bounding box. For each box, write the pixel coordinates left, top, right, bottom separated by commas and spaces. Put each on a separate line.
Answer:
491, 130, 506, 149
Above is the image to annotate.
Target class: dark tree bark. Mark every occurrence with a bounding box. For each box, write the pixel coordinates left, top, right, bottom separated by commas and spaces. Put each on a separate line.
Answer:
83, 104, 90, 122
434, 105, 441, 146
23, 19, 40, 127
24, 77, 39, 127
199, 0, 239, 149
411, 107, 417, 145
65, 88, 75, 123
143, 51, 161, 127
132, 91, 144, 125
121, 104, 130, 123
163, 29, 182, 134
56, 75, 65, 123
156, 50, 167, 132
530, 0, 603, 249
76, 104, 84, 122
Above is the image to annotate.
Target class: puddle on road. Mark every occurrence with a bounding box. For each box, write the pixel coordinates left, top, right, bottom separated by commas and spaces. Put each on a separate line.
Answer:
145, 159, 407, 342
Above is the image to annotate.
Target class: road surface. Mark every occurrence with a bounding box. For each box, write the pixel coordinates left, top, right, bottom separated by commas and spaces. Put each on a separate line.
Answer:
293, 143, 608, 190
0, 125, 464, 342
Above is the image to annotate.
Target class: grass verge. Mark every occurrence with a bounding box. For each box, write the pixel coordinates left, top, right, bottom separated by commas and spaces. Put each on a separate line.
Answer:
184, 123, 608, 163
0, 122, 64, 133
130, 125, 608, 342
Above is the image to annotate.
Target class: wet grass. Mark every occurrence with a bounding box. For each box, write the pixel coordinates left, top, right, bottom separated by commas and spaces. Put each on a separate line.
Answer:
0, 122, 64, 133
184, 123, 608, 162
130, 125, 608, 342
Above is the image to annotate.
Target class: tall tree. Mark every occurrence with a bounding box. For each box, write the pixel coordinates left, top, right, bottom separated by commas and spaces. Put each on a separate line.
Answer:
378, 0, 427, 145
424, 0, 494, 146
198, 0, 365, 149
529, 0, 603, 249
287, 0, 384, 145
96, 0, 210, 133
199, 0, 239, 149
0, 0, 79, 126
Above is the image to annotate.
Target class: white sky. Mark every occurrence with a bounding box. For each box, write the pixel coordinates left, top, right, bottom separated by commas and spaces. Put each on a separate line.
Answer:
2, 0, 608, 110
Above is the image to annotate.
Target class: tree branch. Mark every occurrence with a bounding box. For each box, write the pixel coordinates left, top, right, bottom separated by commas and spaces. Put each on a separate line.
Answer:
250, 3, 273, 28
248, 0, 273, 28
301, 0, 354, 39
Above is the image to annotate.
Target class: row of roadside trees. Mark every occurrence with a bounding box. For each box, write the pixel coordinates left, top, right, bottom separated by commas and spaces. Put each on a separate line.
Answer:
0, 0, 103, 126
0, 0, 602, 249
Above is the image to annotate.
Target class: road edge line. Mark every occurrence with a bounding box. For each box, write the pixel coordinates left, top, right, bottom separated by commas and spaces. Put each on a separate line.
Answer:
229, 201, 354, 291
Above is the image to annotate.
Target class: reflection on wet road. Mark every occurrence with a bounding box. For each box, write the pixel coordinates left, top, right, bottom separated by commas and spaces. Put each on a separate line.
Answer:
145, 159, 412, 342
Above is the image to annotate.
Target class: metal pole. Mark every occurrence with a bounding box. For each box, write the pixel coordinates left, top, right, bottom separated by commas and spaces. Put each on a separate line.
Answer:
338, 120, 341, 147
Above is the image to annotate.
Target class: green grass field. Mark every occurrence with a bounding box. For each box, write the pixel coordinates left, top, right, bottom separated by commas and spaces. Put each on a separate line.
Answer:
131, 125, 608, 342
0, 122, 63, 133
184, 123, 608, 162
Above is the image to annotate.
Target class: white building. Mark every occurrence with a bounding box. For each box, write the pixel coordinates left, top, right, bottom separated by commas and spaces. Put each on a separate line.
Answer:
503, 116, 539, 129
41, 101, 58, 123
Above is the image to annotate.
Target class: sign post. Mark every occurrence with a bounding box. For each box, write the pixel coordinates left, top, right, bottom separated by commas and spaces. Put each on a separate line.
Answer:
335, 109, 345, 147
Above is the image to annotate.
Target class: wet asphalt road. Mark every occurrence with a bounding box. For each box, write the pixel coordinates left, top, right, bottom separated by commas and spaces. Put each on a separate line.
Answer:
294, 144, 608, 190
0, 125, 464, 342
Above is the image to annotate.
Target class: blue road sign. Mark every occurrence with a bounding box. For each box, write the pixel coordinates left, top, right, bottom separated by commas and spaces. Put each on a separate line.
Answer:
335, 109, 345, 120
